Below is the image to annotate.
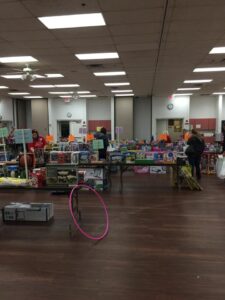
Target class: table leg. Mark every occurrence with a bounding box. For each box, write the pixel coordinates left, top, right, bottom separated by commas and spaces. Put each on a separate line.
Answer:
120, 165, 123, 193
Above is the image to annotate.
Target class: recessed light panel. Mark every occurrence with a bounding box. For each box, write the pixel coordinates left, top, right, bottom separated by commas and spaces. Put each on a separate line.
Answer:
115, 93, 134, 97
0, 56, 38, 63
77, 91, 90, 94
38, 13, 106, 29
184, 79, 212, 83
213, 92, 225, 94
177, 88, 201, 91
79, 95, 97, 98
45, 74, 64, 78
209, 47, 225, 54
194, 67, 225, 72
49, 91, 73, 94
2, 75, 24, 79
8, 92, 30, 95
104, 82, 130, 86
54, 84, 80, 88
111, 90, 133, 93
24, 96, 43, 99
94, 71, 126, 76
76, 52, 119, 60
30, 85, 54, 88
173, 93, 193, 96
0, 86, 8, 89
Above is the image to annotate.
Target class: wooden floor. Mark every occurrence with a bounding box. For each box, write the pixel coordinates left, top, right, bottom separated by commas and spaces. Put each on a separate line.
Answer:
0, 174, 225, 300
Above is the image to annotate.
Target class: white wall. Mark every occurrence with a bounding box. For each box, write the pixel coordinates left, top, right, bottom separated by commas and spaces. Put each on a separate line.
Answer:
190, 96, 217, 119
0, 98, 13, 121
87, 97, 111, 120
152, 96, 190, 137
222, 96, 225, 120
134, 96, 151, 139
48, 98, 87, 140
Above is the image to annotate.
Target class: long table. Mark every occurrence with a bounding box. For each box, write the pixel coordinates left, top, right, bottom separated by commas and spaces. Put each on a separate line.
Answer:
78, 160, 184, 193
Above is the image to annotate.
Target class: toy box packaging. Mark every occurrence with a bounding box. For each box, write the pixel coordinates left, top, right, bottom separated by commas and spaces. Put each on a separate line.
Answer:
150, 166, 167, 174
2, 203, 54, 222
71, 151, 80, 165
79, 151, 90, 163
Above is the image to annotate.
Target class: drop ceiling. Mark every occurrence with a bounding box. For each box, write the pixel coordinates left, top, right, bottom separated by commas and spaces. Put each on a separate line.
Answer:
0, 0, 225, 98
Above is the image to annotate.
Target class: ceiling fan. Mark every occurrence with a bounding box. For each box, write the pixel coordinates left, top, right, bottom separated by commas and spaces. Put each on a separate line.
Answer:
6, 64, 45, 81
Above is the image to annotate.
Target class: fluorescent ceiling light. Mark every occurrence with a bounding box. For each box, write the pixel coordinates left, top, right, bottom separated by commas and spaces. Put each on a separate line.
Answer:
111, 89, 133, 93
8, 92, 30, 95
173, 93, 193, 96
1, 74, 44, 79
77, 91, 90, 94
0, 86, 8, 89
94, 71, 126, 76
30, 85, 54, 88
184, 79, 212, 83
194, 67, 225, 72
115, 93, 134, 97
177, 88, 201, 91
0, 56, 38, 63
38, 13, 106, 29
213, 92, 225, 95
24, 96, 43, 99
45, 74, 64, 78
2, 75, 24, 79
209, 47, 225, 54
104, 82, 130, 86
54, 84, 80, 88
79, 95, 97, 98
49, 91, 73, 94
59, 95, 73, 98
76, 52, 119, 60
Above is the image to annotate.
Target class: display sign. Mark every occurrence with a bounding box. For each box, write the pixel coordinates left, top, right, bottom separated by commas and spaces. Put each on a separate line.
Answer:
14, 129, 32, 144
79, 127, 87, 134
92, 139, 104, 150
0, 127, 9, 138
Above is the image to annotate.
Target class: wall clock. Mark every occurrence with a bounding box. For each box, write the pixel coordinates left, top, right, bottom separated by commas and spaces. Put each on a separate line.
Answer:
167, 103, 174, 110
67, 112, 72, 118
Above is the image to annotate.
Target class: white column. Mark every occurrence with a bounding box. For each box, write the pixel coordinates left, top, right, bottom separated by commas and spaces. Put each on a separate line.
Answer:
216, 95, 223, 133
110, 96, 115, 140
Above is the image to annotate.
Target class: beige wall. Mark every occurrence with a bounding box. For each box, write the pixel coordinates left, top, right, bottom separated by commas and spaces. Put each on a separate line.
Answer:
115, 97, 133, 139
31, 99, 48, 137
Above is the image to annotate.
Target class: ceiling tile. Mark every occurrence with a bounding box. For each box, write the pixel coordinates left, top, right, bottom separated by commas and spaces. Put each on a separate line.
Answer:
22, 0, 100, 17
0, 2, 32, 19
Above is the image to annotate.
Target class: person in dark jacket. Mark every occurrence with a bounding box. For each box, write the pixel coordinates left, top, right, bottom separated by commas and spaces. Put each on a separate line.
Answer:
222, 123, 225, 153
95, 127, 109, 160
186, 129, 205, 180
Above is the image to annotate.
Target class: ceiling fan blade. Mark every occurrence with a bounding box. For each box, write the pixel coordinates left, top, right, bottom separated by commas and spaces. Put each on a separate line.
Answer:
6, 71, 23, 74
13, 68, 23, 72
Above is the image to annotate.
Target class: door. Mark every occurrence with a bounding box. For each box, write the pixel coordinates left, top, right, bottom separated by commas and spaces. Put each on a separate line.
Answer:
69, 120, 82, 138
156, 119, 168, 138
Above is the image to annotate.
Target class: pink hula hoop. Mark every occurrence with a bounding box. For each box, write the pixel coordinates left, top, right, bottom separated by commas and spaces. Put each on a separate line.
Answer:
69, 184, 109, 240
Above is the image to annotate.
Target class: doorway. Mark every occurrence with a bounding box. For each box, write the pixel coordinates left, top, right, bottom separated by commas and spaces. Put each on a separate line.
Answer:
57, 120, 83, 141
156, 118, 183, 141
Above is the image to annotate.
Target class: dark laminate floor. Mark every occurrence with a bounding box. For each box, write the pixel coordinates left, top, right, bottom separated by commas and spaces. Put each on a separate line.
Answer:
0, 174, 225, 300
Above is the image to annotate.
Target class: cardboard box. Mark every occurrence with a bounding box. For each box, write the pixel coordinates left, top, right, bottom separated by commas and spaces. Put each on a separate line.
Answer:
2, 203, 54, 222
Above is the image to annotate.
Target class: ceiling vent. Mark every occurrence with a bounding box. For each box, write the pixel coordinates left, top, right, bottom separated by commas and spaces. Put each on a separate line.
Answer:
87, 64, 104, 68
200, 93, 211, 96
